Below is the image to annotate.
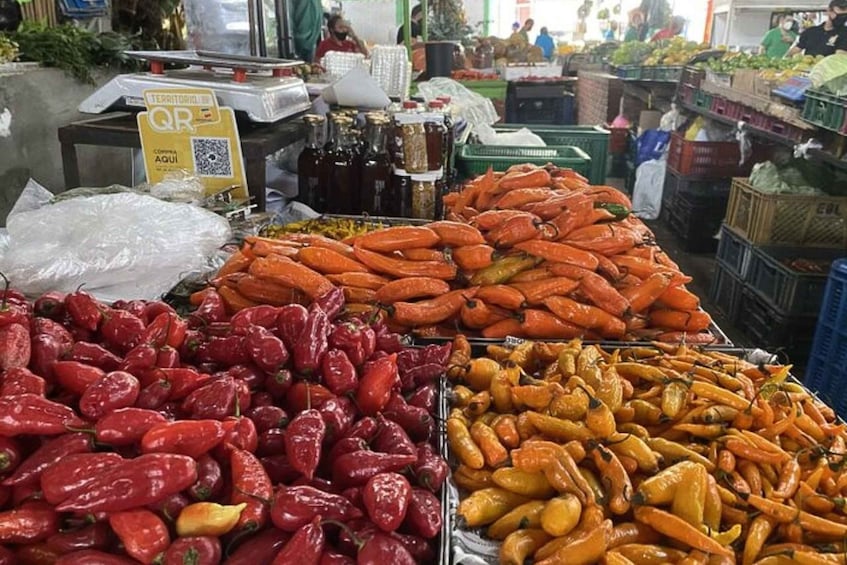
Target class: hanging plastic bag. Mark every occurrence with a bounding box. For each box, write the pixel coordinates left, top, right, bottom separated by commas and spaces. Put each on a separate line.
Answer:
636, 129, 670, 166
631, 159, 667, 221
0, 179, 231, 302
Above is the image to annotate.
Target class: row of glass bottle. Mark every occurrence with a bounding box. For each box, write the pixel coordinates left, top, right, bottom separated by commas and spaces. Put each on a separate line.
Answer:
296, 98, 455, 220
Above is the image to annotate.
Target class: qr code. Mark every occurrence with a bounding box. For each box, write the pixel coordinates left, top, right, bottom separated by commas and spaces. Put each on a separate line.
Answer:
191, 137, 233, 177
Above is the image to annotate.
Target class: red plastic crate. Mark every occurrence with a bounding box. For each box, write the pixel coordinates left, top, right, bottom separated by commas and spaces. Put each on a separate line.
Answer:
711, 97, 742, 120
667, 133, 754, 179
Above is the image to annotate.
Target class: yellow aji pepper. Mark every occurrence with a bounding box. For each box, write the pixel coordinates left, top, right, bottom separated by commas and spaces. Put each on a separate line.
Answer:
175, 502, 246, 537
456, 487, 530, 528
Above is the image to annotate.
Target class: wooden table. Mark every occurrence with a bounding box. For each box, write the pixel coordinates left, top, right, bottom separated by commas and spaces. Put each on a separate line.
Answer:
58, 113, 305, 211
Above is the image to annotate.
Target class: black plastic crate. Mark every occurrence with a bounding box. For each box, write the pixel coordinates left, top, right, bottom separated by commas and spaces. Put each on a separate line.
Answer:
746, 246, 841, 316
715, 224, 753, 280
709, 261, 744, 324
738, 288, 816, 364
667, 193, 728, 253
506, 94, 575, 125
661, 170, 730, 226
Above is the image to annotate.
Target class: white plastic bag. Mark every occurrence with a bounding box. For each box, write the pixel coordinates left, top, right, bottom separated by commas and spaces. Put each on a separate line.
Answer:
475, 124, 546, 147
418, 78, 499, 129
632, 160, 667, 221
0, 180, 231, 302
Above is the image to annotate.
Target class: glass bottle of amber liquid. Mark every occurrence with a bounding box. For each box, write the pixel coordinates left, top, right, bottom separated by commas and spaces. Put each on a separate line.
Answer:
321, 115, 356, 215
297, 114, 325, 210
359, 115, 391, 215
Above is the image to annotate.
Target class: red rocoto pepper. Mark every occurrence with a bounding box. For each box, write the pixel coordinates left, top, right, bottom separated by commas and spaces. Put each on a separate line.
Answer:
0, 546, 11, 565
231, 304, 279, 333
271, 485, 362, 532
0, 503, 59, 544
413, 442, 448, 493
332, 451, 417, 488
3, 432, 92, 487
329, 319, 375, 368
246, 405, 289, 433
373, 324, 404, 354
276, 304, 309, 351
383, 393, 435, 442
0, 323, 30, 370
319, 550, 356, 565
199, 334, 250, 366
293, 305, 330, 376
122, 300, 150, 321
403, 487, 442, 539
142, 312, 187, 350
181, 376, 238, 420
400, 363, 444, 392
141, 420, 224, 458
69, 342, 122, 371
318, 396, 356, 444
356, 354, 398, 417
143, 301, 176, 323
389, 531, 435, 563
230, 447, 273, 532
314, 286, 345, 320
223, 363, 264, 390
147, 492, 190, 524
155, 346, 180, 369
56, 453, 198, 513
225, 527, 290, 565
257, 427, 287, 457
54, 549, 137, 565
321, 349, 358, 396
94, 407, 167, 446
40, 453, 124, 505
261, 454, 300, 484
252, 390, 275, 407
45, 521, 111, 554
271, 515, 325, 565
284, 409, 326, 480
342, 417, 379, 443
245, 325, 290, 375
0, 437, 21, 475
187, 454, 223, 502
285, 382, 334, 414
264, 368, 293, 400
32, 317, 73, 346
0, 394, 86, 437
0, 367, 46, 397
162, 536, 221, 565
291, 475, 336, 493
65, 290, 103, 332
214, 415, 258, 457
190, 290, 227, 326
100, 309, 146, 353
29, 334, 63, 383
406, 382, 437, 415
118, 343, 158, 376
328, 437, 368, 466
363, 472, 412, 532
79, 371, 140, 420
373, 414, 416, 456
109, 508, 170, 564
154, 367, 211, 400
395, 348, 422, 376
33, 291, 66, 320
356, 530, 416, 565
52, 361, 105, 396
135, 379, 172, 410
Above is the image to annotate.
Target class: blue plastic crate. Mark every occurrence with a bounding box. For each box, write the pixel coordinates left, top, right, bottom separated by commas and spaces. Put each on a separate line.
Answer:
804, 258, 847, 416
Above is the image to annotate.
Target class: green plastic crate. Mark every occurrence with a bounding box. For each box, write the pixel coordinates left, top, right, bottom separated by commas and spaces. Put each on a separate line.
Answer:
457, 79, 508, 101
491, 124, 609, 184
456, 144, 592, 180
802, 89, 847, 134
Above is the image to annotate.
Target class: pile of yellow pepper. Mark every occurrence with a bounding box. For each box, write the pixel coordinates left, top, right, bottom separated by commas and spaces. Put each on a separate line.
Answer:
445, 336, 847, 564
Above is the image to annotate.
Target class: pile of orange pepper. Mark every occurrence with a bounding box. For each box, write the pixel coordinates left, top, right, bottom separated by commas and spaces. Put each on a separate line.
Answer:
202, 164, 717, 343
444, 335, 847, 564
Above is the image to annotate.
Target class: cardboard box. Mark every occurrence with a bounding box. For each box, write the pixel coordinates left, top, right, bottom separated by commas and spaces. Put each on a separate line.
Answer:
638, 110, 662, 131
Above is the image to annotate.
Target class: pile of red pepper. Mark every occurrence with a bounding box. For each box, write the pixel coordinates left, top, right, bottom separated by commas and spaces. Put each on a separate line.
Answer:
0, 283, 450, 564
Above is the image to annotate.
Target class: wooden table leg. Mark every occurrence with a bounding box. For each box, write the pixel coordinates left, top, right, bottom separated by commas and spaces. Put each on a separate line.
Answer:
244, 156, 267, 212
60, 142, 81, 190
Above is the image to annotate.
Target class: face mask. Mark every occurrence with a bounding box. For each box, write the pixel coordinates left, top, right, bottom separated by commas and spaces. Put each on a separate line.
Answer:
783, 21, 794, 30
334, 31, 348, 41
834, 13, 847, 26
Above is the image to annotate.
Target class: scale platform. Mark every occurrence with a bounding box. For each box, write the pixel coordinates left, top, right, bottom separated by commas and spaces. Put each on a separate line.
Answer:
79, 50, 312, 123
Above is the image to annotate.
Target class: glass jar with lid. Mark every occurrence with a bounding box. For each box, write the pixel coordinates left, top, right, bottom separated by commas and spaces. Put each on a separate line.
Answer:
297, 114, 325, 210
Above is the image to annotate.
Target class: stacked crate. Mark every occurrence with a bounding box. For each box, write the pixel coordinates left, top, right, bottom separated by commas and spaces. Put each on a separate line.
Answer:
709, 178, 847, 364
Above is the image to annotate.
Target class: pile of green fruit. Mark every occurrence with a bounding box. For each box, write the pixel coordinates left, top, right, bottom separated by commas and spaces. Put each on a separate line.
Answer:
697, 52, 822, 74
645, 37, 710, 65
610, 41, 656, 66
0, 36, 17, 65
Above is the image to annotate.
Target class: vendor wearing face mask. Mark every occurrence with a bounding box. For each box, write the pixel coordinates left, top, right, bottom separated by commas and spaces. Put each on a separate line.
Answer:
787, 0, 847, 57
316, 14, 369, 61
761, 14, 798, 58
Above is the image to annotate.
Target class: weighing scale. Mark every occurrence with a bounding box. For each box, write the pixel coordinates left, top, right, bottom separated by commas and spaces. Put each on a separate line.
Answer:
78, 50, 312, 123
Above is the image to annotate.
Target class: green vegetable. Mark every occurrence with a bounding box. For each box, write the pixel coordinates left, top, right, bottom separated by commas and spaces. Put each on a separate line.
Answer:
0, 36, 17, 64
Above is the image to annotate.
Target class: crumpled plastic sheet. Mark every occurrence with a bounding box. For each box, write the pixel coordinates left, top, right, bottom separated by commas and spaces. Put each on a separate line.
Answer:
0, 179, 231, 302
418, 78, 499, 129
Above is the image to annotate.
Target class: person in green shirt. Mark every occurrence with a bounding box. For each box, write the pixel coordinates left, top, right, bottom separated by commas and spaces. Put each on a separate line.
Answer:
761, 14, 798, 58
291, 0, 323, 62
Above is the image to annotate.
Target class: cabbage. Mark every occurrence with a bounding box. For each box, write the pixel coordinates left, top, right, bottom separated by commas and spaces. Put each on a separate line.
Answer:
809, 54, 847, 95
748, 161, 825, 195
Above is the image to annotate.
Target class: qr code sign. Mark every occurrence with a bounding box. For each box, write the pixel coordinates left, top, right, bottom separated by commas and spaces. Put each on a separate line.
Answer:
191, 137, 233, 177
